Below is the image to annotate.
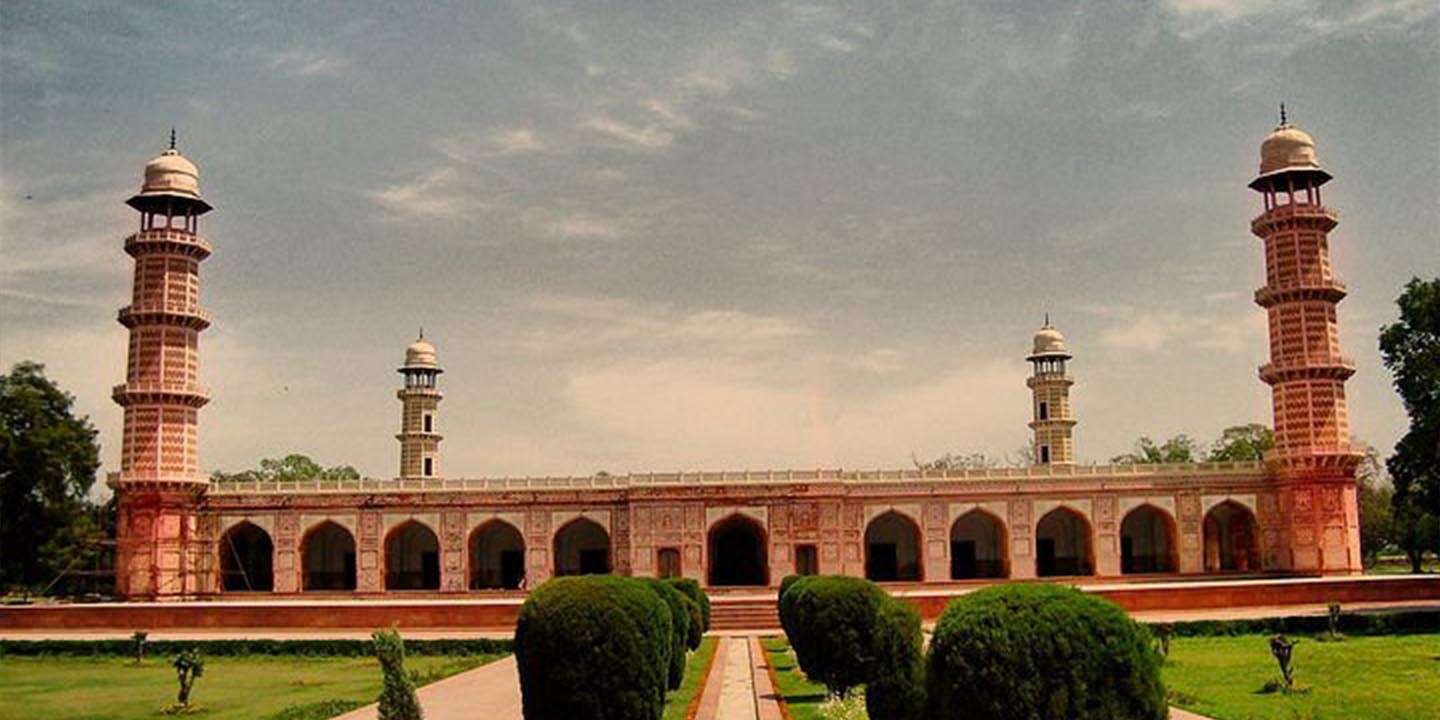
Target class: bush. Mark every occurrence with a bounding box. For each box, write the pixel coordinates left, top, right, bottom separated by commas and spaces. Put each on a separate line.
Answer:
515, 576, 671, 720
373, 628, 423, 720
865, 597, 926, 720
0, 638, 513, 658
782, 575, 889, 698
677, 593, 703, 650
643, 578, 691, 689
664, 577, 710, 632
926, 583, 1166, 720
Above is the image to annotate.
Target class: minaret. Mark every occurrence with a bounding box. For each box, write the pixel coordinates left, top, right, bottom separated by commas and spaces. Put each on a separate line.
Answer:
109, 133, 214, 598
1249, 108, 1362, 572
1027, 319, 1075, 465
397, 332, 443, 478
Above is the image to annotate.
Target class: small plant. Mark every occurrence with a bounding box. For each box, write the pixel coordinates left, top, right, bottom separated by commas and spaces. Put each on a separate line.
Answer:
1326, 602, 1343, 641
373, 626, 424, 720
131, 630, 148, 664
1268, 635, 1299, 692
169, 648, 204, 710
1155, 623, 1174, 659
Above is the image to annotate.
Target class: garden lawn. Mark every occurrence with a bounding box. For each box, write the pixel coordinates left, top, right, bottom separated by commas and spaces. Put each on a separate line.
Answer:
1164, 633, 1440, 720
661, 637, 719, 720
761, 636, 864, 720
0, 652, 502, 720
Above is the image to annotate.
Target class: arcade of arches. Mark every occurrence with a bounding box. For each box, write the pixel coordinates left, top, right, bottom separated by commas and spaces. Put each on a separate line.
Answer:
301, 522, 356, 591
865, 511, 923, 582
554, 518, 610, 576
950, 510, 1007, 580
708, 515, 768, 586
470, 521, 525, 590
1204, 501, 1260, 572
386, 521, 440, 590
1036, 508, 1093, 577
219, 522, 273, 592
1121, 505, 1178, 574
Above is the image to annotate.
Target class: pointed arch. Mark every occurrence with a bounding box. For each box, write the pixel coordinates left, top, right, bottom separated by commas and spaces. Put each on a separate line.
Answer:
469, 519, 526, 590
1204, 500, 1260, 572
553, 517, 610, 576
1121, 504, 1178, 574
301, 521, 356, 591
1035, 506, 1094, 577
219, 521, 273, 592
707, 513, 769, 587
950, 508, 1008, 579
385, 520, 440, 590
865, 511, 923, 582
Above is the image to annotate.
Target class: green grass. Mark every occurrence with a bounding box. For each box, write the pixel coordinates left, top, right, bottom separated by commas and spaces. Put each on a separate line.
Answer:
1164, 633, 1440, 720
661, 637, 719, 720
761, 636, 861, 720
0, 652, 503, 720
1366, 556, 1439, 575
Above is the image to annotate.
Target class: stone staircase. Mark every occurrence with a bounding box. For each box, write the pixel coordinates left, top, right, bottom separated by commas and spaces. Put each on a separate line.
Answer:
708, 594, 780, 631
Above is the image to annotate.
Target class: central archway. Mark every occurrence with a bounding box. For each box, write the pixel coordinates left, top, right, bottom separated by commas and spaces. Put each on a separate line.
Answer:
1121, 505, 1178, 574
950, 510, 1008, 580
219, 521, 274, 592
707, 514, 768, 587
865, 511, 923, 582
469, 520, 526, 590
301, 521, 356, 591
385, 520, 441, 590
1036, 507, 1094, 577
1204, 501, 1259, 572
554, 517, 610, 576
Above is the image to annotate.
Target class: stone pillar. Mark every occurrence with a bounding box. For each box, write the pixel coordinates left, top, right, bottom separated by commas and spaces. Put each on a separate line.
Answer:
526, 509, 552, 586
1094, 496, 1121, 577
769, 503, 794, 580
841, 502, 865, 578
818, 501, 843, 575
612, 507, 632, 576
685, 504, 705, 582
923, 501, 949, 583
1008, 500, 1036, 580
1176, 492, 1204, 574
274, 512, 300, 593
358, 510, 383, 593
441, 510, 467, 592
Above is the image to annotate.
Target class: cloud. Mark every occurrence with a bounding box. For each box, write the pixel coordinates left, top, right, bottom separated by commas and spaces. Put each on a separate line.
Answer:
581, 115, 676, 151
547, 215, 621, 239
487, 128, 546, 156
1099, 310, 1266, 354
365, 168, 467, 218
268, 49, 350, 77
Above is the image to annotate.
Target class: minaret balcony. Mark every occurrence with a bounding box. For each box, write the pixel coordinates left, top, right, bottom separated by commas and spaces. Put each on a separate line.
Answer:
396, 387, 443, 399
124, 229, 212, 260
1026, 374, 1073, 388
1258, 354, 1356, 384
112, 382, 211, 408
118, 305, 212, 331
1251, 204, 1338, 236
1254, 280, 1347, 308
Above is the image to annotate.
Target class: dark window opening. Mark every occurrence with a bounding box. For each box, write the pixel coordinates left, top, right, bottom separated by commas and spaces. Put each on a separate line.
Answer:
1040, 445, 1051, 464
1038, 401, 1049, 420
795, 545, 819, 576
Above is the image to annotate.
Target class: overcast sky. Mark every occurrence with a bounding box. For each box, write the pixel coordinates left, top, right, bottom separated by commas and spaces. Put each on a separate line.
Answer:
2, 1, 1436, 481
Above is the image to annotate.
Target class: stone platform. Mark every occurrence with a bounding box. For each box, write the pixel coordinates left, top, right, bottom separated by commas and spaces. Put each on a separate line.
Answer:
2, 575, 1435, 635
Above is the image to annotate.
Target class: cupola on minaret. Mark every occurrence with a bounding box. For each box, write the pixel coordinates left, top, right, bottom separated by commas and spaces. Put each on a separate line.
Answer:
397, 331, 443, 479
1027, 319, 1076, 465
109, 132, 214, 598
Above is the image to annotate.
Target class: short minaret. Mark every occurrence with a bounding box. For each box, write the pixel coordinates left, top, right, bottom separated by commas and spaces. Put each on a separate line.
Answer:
397, 332, 443, 479
1027, 319, 1076, 465
110, 134, 215, 598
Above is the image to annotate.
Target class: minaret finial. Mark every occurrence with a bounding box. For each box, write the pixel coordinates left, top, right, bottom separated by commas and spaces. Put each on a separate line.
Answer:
418, 326, 424, 340
1044, 312, 1051, 327
1279, 103, 1287, 125
169, 127, 177, 150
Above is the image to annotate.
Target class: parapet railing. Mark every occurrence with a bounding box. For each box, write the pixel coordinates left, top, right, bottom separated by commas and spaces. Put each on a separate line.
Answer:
207, 461, 1267, 495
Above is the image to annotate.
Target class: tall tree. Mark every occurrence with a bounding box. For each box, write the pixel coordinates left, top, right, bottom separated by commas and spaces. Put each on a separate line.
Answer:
1111, 435, 1199, 464
0, 362, 102, 590
211, 453, 360, 482
1380, 277, 1440, 571
1207, 424, 1275, 462
1355, 444, 1394, 567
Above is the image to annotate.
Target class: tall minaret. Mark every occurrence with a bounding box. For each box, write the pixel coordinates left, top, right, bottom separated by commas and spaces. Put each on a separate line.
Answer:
1027, 319, 1075, 465
1249, 109, 1362, 572
110, 133, 214, 598
397, 332, 443, 478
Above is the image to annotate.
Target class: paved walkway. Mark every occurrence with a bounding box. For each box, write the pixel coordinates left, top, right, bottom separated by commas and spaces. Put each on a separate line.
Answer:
335, 654, 521, 720
695, 636, 784, 720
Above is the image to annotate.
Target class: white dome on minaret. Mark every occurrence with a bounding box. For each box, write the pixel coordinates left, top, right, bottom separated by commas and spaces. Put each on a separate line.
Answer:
126, 130, 212, 214
403, 332, 441, 371
1029, 321, 1071, 360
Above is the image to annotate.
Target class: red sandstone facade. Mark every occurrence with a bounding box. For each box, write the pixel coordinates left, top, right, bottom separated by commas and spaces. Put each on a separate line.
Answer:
108, 119, 1366, 600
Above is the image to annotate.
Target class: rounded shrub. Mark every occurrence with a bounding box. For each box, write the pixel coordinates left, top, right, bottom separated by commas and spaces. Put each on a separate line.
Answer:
782, 575, 889, 698
643, 578, 691, 689
925, 583, 1166, 720
664, 577, 710, 632
777, 574, 810, 641
677, 593, 703, 650
515, 575, 672, 720
865, 596, 926, 720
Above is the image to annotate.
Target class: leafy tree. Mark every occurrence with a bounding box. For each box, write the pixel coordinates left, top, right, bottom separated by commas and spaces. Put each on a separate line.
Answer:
211, 453, 360, 482
1207, 424, 1275, 462
1111, 435, 1199, 464
1355, 447, 1394, 567
914, 446, 1033, 471
373, 627, 423, 720
1380, 277, 1440, 570
0, 362, 102, 590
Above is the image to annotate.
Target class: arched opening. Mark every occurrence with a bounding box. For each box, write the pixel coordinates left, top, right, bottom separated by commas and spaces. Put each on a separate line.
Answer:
865, 511, 923, 582
707, 515, 768, 587
950, 510, 1007, 579
469, 520, 525, 590
301, 521, 356, 591
553, 517, 610, 576
385, 521, 440, 590
1204, 501, 1260, 572
219, 521, 274, 592
1036, 507, 1093, 577
1121, 505, 1178, 574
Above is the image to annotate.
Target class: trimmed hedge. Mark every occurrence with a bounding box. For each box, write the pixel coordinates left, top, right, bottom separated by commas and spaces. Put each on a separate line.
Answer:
865, 597, 926, 720
1154, 609, 1440, 637
779, 575, 889, 697
515, 575, 672, 720
926, 583, 1166, 720
643, 578, 692, 689
677, 593, 703, 650
0, 638, 512, 658
664, 577, 710, 632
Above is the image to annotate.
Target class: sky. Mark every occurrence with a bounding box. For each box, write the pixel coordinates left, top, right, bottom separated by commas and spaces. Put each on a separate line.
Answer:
1, 1, 1436, 483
